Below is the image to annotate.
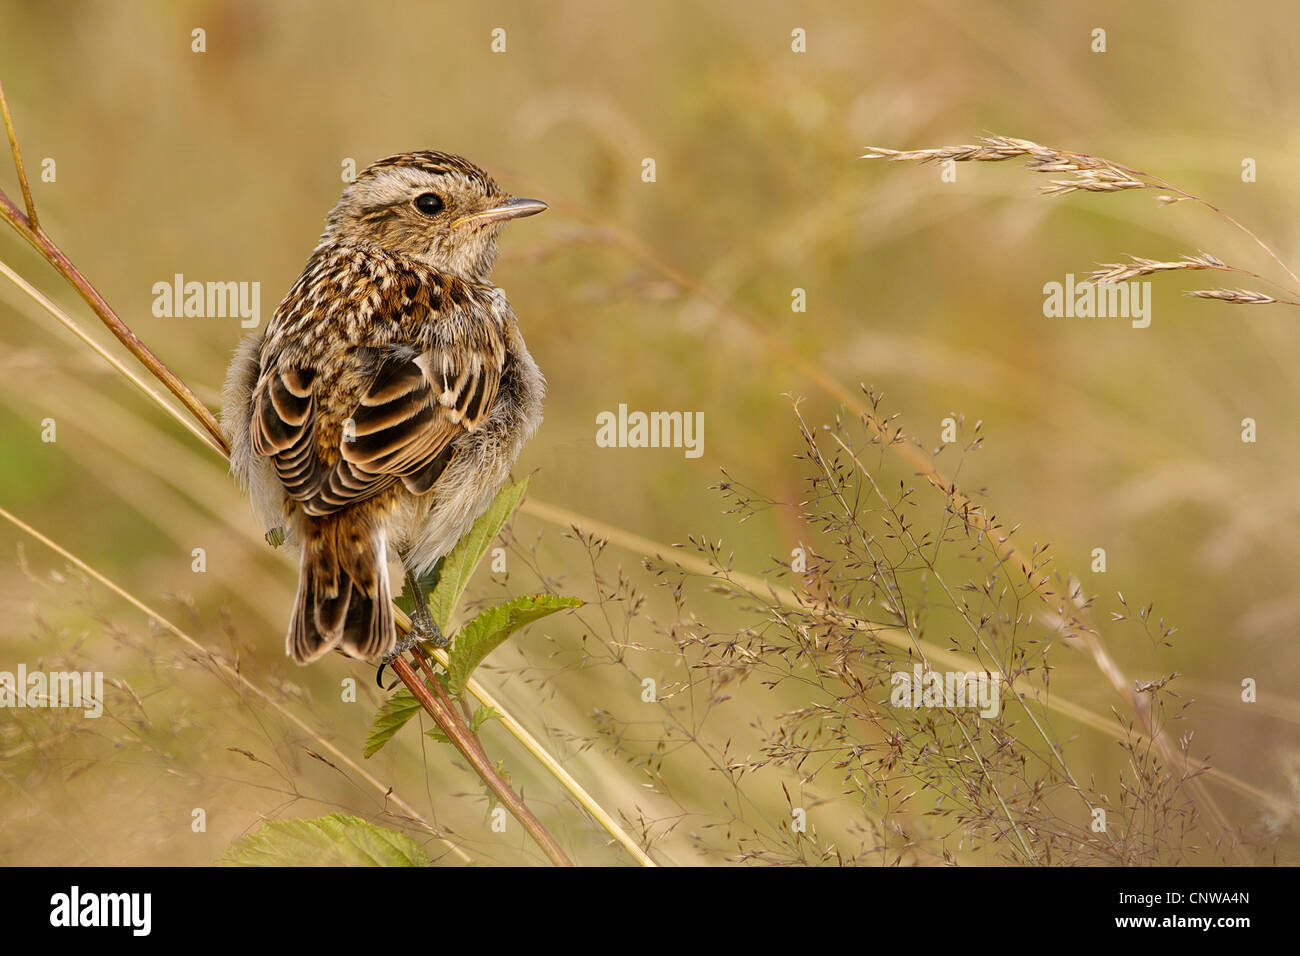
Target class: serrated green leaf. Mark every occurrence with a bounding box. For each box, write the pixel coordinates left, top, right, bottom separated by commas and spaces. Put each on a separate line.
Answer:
469, 705, 503, 734
446, 593, 581, 696
215, 814, 429, 867
428, 478, 530, 631
364, 687, 422, 757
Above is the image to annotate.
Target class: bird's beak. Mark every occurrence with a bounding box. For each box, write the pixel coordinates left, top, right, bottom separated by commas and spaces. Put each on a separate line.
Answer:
452, 197, 548, 228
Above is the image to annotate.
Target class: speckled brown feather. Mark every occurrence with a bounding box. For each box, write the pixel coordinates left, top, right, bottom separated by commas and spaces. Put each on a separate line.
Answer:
251, 240, 508, 518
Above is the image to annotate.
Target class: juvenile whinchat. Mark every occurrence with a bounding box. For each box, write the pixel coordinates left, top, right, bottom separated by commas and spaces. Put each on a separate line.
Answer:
221, 151, 546, 664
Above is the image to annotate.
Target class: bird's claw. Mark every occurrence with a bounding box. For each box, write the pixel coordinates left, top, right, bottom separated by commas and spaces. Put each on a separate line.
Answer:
375, 621, 446, 686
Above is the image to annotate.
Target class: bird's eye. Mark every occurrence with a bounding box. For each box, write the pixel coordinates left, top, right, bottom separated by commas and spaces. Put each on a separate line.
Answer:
413, 192, 445, 216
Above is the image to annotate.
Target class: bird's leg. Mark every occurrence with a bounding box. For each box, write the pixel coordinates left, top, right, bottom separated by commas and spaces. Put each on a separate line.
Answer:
377, 557, 447, 686
402, 565, 447, 649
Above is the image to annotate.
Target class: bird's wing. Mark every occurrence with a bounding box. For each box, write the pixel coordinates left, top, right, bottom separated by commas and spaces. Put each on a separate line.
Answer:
250, 326, 505, 518
314, 341, 503, 514
249, 364, 321, 503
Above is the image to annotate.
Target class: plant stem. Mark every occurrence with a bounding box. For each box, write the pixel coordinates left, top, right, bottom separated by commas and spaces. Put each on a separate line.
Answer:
0, 81, 37, 229
390, 654, 574, 866
0, 257, 226, 456
0, 81, 228, 454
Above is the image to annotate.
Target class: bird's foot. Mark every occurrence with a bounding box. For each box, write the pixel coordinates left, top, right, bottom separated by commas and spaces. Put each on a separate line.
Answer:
376, 620, 447, 687
410, 615, 448, 649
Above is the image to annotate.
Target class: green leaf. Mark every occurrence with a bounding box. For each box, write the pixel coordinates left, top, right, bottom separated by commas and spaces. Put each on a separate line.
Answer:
426, 707, 501, 746
215, 814, 429, 867
446, 593, 581, 696
364, 687, 423, 757
469, 705, 503, 734
428, 478, 530, 631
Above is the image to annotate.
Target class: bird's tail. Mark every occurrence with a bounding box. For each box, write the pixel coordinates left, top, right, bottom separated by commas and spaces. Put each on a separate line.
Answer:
288, 511, 394, 664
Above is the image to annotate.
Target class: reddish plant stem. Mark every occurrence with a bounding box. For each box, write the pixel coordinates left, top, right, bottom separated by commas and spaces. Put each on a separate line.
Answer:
0, 82, 37, 229
390, 654, 573, 866
0, 191, 229, 454
0, 79, 228, 454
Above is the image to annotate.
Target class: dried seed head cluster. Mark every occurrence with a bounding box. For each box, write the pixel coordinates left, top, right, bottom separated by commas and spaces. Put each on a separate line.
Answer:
865, 133, 1300, 308
1186, 288, 1284, 304
863, 135, 1146, 196
1091, 252, 1228, 284
221, 151, 548, 663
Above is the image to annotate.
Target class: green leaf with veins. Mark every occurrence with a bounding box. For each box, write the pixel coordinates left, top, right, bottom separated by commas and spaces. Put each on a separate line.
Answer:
446, 593, 581, 697
427, 478, 529, 631
216, 814, 429, 867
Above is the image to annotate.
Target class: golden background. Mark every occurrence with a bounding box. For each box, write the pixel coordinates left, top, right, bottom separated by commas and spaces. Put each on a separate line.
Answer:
0, 0, 1296, 864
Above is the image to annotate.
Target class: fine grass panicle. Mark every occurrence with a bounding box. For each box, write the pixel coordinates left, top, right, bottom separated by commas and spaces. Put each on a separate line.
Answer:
672, 395, 1214, 864
492, 392, 1250, 865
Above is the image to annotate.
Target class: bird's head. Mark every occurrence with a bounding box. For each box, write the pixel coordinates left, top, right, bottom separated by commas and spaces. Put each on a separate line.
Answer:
323, 150, 547, 280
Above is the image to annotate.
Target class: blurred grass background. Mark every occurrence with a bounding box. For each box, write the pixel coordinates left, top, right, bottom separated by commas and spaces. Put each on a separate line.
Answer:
1, 0, 1298, 864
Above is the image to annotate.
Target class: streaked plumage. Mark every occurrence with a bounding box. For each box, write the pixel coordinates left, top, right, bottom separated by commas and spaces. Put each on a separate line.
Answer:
221, 151, 546, 663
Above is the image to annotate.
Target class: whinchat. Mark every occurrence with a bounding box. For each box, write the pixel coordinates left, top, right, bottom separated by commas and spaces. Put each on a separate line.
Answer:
221, 151, 546, 664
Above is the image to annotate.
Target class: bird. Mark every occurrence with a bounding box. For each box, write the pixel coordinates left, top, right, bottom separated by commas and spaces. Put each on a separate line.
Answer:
221, 150, 547, 665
